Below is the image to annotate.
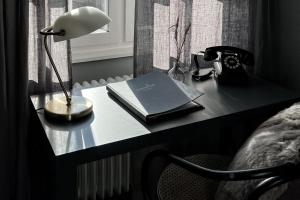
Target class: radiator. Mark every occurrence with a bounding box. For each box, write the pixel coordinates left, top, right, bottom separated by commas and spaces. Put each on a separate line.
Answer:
73, 74, 133, 91
74, 74, 133, 200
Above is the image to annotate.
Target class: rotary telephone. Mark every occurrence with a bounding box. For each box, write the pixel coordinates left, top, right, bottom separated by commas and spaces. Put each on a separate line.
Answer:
192, 46, 254, 85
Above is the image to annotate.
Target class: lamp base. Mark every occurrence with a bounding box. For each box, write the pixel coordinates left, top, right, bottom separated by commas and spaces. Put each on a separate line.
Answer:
44, 96, 93, 122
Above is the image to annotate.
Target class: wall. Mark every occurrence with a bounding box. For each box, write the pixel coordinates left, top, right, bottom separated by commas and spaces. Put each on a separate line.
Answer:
278, 0, 300, 91
72, 56, 133, 83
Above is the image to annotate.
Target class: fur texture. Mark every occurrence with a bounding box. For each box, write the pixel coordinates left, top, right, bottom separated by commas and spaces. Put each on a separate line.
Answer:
215, 103, 300, 200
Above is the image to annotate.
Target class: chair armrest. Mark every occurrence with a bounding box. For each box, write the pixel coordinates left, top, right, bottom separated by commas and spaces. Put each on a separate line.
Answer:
143, 150, 297, 181
249, 175, 300, 200
141, 150, 300, 200
166, 152, 297, 181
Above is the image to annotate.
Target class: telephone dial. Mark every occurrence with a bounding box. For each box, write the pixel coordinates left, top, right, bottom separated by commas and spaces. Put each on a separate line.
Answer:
192, 46, 254, 85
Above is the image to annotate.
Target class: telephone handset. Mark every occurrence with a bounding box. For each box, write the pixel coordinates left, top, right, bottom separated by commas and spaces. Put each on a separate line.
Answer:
192, 46, 254, 85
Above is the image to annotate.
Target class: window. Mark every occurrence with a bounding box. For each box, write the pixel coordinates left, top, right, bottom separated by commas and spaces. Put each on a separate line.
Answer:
71, 0, 135, 63
72, 0, 109, 32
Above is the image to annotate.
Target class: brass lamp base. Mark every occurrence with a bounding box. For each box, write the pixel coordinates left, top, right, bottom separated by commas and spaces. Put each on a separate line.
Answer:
44, 96, 93, 122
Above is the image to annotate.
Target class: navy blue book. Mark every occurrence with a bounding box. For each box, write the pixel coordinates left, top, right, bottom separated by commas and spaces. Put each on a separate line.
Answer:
106, 71, 204, 122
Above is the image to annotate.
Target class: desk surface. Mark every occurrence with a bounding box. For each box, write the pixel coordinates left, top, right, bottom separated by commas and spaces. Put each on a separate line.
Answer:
31, 75, 300, 163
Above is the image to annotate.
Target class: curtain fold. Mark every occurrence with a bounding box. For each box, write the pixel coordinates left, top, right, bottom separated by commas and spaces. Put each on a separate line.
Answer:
134, 0, 259, 76
0, 0, 30, 199
253, 0, 281, 81
0, 0, 72, 199
28, 0, 72, 95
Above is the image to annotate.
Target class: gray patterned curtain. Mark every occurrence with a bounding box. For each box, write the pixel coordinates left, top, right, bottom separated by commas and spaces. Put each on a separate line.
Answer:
134, 0, 257, 76
28, 0, 72, 94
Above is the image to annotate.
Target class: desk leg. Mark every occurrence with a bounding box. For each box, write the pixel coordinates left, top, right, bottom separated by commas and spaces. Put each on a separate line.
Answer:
53, 161, 77, 200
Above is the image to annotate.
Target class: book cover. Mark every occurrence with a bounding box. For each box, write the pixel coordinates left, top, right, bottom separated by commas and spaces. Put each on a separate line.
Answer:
106, 71, 203, 122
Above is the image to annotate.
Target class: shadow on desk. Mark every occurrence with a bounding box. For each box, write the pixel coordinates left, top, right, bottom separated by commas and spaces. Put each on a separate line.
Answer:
29, 100, 95, 200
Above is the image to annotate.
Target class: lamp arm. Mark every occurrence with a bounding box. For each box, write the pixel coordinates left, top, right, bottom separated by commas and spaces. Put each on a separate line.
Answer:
42, 29, 71, 106
40, 26, 65, 36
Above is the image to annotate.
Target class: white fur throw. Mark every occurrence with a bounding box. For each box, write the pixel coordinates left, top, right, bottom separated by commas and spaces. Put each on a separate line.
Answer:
215, 103, 300, 200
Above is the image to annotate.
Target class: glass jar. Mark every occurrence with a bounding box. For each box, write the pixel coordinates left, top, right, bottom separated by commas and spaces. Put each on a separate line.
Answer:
168, 62, 186, 82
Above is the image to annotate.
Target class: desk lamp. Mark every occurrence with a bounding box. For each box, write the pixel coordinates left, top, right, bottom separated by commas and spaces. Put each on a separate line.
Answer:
40, 6, 111, 121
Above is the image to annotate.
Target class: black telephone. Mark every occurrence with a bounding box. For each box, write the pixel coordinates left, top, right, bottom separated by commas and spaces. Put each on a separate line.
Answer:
192, 46, 254, 85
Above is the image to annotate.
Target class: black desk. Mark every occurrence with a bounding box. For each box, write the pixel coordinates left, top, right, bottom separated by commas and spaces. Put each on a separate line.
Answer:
30, 76, 300, 200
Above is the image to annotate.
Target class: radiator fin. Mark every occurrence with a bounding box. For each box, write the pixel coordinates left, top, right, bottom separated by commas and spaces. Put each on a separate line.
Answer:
74, 74, 132, 200
73, 74, 133, 91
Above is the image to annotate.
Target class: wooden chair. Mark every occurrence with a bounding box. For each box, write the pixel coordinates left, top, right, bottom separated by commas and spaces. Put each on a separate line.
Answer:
142, 104, 300, 200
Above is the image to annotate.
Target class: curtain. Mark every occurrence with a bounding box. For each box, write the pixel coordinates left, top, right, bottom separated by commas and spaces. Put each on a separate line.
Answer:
0, 0, 72, 199
0, 0, 30, 200
254, 0, 281, 82
134, 0, 257, 76
28, 0, 72, 94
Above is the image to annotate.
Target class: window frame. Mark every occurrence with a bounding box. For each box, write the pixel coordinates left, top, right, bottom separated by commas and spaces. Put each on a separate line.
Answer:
71, 0, 135, 63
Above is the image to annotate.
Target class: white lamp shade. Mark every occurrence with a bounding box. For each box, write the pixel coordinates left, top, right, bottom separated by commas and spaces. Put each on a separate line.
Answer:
53, 6, 112, 42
